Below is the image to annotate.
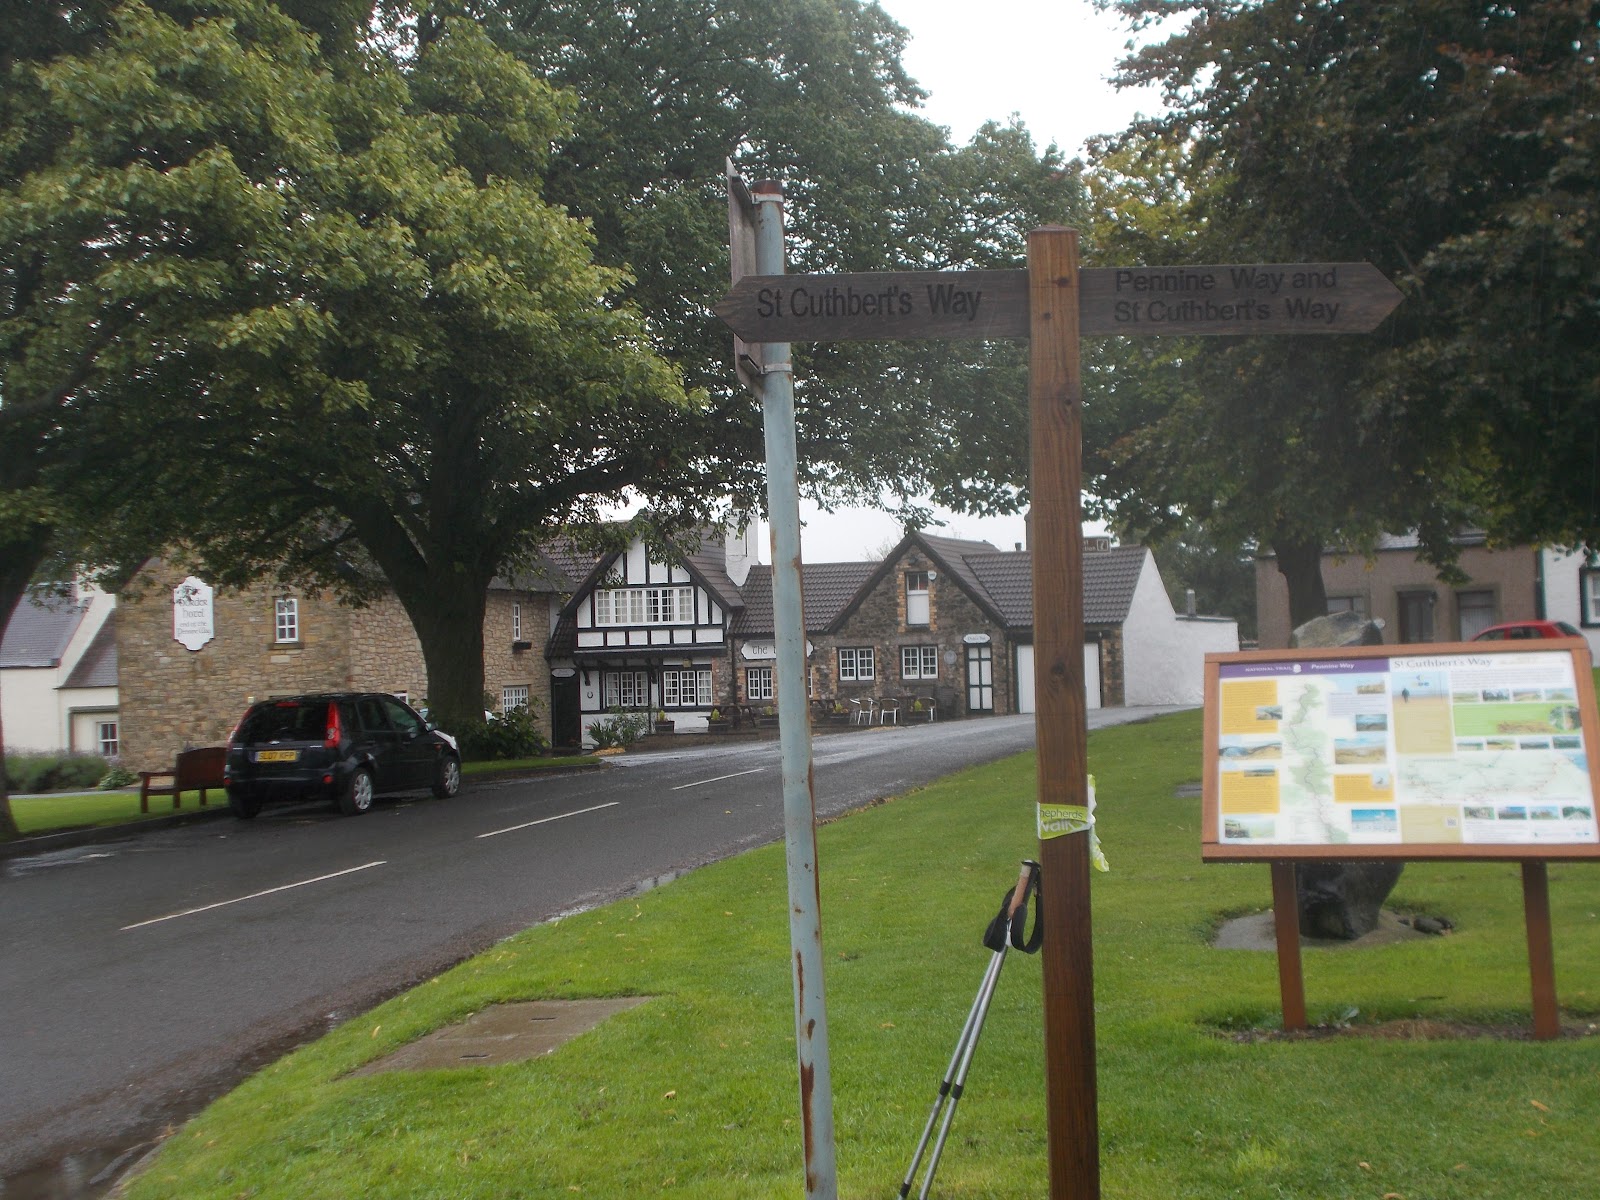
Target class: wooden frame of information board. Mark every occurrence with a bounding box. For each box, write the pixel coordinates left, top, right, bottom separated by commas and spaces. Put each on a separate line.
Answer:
1201, 637, 1600, 1038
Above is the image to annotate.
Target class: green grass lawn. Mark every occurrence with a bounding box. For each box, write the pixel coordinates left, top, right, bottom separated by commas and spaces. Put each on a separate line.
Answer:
120, 710, 1600, 1199
9, 788, 223, 833
7, 756, 596, 836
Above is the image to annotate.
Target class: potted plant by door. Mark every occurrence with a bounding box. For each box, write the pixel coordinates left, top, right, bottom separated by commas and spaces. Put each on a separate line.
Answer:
653, 710, 676, 734
829, 701, 850, 724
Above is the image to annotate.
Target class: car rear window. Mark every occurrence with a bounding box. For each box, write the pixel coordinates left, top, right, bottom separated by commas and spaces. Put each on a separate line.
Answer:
238, 700, 330, 743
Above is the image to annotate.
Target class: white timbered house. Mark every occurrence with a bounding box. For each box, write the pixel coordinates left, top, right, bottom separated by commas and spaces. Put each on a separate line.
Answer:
546, 526, 757, 743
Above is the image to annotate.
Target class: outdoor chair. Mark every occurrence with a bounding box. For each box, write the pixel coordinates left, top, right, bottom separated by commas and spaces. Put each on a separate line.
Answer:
878, 696, 901, 725
850, 697, 876, 725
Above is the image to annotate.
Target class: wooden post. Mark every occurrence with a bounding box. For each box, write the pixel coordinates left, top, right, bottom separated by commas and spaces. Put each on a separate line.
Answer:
1029, 227, 1098, 1200
1269, 862, 1308, 1031
1521, 861, 1561, 1040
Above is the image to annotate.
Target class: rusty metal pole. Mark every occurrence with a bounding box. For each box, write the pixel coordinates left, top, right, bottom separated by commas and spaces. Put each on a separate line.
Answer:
751, 178, 838, 1199
1028, 227, 1100, 1200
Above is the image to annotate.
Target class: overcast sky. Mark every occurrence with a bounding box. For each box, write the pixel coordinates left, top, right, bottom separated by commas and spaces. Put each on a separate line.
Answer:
786, 0, 1166, 562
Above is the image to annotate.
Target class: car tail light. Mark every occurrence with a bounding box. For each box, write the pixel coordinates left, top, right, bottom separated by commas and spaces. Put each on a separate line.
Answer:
324, 704, 342, 749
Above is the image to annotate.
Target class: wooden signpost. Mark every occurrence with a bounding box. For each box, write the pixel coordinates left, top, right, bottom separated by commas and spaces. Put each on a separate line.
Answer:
720, 207, 1402, 1200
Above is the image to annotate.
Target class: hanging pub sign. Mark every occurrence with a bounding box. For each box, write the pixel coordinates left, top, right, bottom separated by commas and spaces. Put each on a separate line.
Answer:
172, 576, 215, 652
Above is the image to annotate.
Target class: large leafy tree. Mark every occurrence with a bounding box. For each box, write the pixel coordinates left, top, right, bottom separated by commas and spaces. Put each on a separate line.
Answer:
483, 0, 1083, 519
2, 0, 687, 754
1085, 0, 1599, 627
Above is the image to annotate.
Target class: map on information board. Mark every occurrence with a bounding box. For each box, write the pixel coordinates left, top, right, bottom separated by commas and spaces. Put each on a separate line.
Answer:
1202, 642, 1600, 860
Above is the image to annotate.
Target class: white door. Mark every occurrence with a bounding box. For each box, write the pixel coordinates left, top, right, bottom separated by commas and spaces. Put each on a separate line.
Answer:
1015, 643, 1101, 712
1016, 644, 1036, 714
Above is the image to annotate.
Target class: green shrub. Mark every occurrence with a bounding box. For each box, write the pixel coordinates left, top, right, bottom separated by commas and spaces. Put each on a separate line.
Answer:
4, 751, 112, 794
99, 765, 139, 790
455, 704, 548, 762
589, 707, 650, 749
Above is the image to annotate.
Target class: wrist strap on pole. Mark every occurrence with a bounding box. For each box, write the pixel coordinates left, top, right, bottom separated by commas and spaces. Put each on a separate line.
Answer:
983, 860, 1042, 955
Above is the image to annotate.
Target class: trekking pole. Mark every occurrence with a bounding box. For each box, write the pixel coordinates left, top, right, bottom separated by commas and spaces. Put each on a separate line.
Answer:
899, 860, 1042, 1199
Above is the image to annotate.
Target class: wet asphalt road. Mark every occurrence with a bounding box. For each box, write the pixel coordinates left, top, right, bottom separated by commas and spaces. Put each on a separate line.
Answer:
0, 709, 1180, 1191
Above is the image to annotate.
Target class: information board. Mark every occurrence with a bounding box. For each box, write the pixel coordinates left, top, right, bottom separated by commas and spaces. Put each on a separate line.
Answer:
1202, 640, 1600, 861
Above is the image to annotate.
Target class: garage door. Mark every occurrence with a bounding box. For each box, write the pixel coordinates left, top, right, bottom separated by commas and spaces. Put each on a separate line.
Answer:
1015, 644, 1102, 713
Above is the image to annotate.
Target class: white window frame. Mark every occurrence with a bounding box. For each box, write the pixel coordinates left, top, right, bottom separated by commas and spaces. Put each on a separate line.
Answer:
512, 603, 522, 641
746, 665, 774, 702
661, 668, 712, 708
603, 670, 651, 709
901, 645, 939, 680
97, 721, 119, 758
906, 571, 930, 626
594, 586, 694, 626
274, 597, 299, 643
1582, 568, 1600, 627
838, 646, 875, 682
502, 685, 530, 712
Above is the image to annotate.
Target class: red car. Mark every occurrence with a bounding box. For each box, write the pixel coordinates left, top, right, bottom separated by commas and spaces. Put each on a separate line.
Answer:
1471, 620, 1583, 641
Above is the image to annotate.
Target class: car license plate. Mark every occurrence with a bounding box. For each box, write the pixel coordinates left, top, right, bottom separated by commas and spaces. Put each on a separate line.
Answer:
256, 749, 299, 762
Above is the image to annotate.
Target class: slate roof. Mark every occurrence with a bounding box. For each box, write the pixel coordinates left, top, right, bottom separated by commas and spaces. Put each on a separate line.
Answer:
731, 562, 878, 638
63, 613, 118, 688
962, 552, 1034, 627
920, 539, 1147, 631
1079, 544, 1149, 625
0, 593, 87, 669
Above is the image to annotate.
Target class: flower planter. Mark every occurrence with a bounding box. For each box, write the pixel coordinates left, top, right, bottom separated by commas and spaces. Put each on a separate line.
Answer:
653, 721, 676, 735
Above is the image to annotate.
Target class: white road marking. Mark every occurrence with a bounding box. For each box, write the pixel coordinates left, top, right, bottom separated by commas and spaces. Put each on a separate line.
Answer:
671, 768, 765, 791
476, 802, 620, 839
121, 861, 389, 931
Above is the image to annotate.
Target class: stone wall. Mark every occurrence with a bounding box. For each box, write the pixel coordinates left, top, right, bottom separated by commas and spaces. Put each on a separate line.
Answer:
117, 564, 355, 772
118, 564, 561, 769
1093, 627, 1125, 708
346, 594, 428, 703
813, 546, 1015, 718
483, 589, 554, 741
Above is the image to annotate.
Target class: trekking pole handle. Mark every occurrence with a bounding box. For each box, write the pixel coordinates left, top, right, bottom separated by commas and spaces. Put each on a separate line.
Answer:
1008, 860, 1041, 917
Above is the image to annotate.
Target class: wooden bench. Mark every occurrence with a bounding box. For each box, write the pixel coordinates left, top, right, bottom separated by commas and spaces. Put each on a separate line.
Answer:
138, 746, 228, 813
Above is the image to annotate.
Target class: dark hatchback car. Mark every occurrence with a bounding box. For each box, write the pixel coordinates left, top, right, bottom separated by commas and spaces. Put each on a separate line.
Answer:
225, 692, 461, 818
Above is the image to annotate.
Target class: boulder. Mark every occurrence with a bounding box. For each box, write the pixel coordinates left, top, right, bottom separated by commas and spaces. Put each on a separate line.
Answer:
1288, 609, 1400, 939
1290, 610, 1385, 648
1295, 861, 1406, 939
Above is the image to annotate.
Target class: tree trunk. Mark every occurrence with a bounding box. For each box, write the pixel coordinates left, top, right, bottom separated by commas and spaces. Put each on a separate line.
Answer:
1272, 534, 1328, 630
396, 574, 492, 734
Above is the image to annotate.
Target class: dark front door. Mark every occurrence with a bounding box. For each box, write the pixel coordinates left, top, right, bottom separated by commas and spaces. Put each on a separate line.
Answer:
966, 644, 994, 713
552, 675, 581, 748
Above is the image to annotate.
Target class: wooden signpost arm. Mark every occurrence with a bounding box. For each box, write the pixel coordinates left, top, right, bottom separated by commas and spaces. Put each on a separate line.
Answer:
1028, 226, 1099, 1200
